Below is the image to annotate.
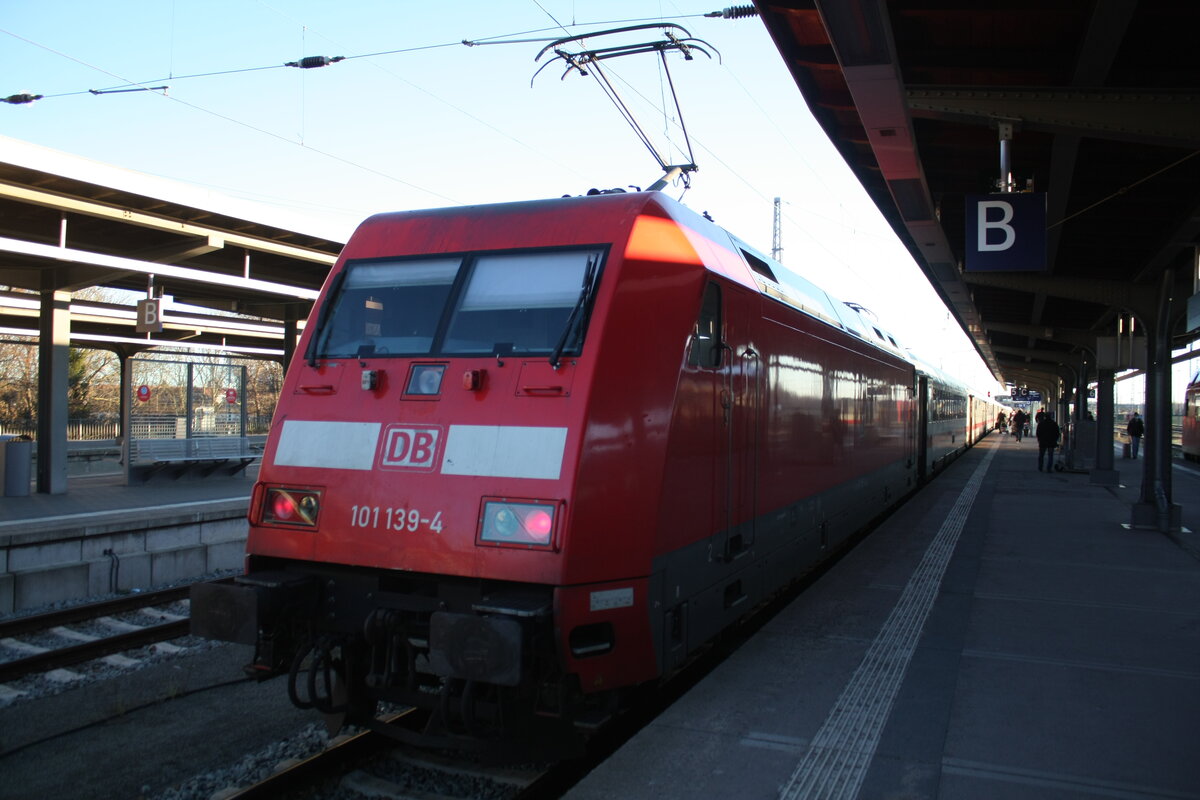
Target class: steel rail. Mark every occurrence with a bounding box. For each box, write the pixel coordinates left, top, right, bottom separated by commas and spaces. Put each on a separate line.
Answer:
228, 711, 424, 799
0, 578, 233, 683
0, 578, 231, 639
0, 619, 189, 683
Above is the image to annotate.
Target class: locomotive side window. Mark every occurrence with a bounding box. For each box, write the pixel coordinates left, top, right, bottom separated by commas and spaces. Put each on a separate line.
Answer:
689, 283, 723, 368
313, 258, 460, 357
443, 249, 603, 356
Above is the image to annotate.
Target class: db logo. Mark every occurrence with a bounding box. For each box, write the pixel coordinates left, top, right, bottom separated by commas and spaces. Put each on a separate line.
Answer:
380, 425, 441, 470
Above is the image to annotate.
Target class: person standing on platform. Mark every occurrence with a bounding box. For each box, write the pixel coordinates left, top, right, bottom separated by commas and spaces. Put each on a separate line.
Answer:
1037, 412, 1061, 472
1126, 411, 1145, 459
1012, 409, 1028, 442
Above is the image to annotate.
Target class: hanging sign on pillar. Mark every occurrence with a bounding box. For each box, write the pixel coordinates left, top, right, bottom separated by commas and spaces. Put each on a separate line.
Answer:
964, 193, 1047, 272
135, 298, 163, 332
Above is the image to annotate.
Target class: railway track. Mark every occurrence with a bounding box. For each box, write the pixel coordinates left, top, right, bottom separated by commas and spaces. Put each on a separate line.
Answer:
226, 709, 566, 799
0, 581, 223, 688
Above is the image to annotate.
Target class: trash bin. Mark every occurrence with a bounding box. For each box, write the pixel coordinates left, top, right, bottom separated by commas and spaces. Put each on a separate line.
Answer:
0, 434, 32, 496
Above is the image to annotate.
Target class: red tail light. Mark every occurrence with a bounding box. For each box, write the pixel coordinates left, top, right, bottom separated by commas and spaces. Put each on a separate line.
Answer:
272, 493, 296, 519
526, 509, 553, 538
261, 487, 322, 528
479, 499, 558, 548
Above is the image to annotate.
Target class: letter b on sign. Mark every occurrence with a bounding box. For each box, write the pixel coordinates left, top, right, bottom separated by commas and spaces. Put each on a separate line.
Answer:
381, 426, 440, 470
977, 201, 1015, 252
964, 193, 1047, 272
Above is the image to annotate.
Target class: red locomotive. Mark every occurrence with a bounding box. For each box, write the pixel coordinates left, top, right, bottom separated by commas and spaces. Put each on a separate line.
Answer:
193, 190, 990, 746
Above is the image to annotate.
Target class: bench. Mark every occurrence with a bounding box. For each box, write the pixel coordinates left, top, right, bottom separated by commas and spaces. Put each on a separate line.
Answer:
67, 443, 121, 464
128, 436, 260, 482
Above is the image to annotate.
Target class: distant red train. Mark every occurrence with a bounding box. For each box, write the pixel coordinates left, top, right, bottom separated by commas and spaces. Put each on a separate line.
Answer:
193, 191, 994, 747
1183, 374, 1200, 461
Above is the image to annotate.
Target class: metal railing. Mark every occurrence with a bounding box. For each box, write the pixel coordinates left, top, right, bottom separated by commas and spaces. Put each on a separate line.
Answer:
0, 414, 274, 441
0, 419, 121, 441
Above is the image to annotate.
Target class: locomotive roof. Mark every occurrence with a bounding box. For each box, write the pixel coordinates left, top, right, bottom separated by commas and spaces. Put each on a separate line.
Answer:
352, 191, 915, 366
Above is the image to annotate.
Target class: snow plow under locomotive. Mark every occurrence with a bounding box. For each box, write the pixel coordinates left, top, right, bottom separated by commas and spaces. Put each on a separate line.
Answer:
191, 190, 994, 748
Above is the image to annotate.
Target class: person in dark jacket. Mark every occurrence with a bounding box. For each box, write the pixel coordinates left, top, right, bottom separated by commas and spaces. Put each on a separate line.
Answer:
1126, 412, 1145, 459
1036, 412, 1061, 472
1012, 409, 1028, 442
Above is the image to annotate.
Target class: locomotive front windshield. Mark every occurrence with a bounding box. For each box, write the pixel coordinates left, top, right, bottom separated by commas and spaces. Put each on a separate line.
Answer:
309, 248, 605, 360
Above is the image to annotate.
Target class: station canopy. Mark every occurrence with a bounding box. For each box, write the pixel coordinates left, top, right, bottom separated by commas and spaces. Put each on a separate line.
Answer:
756, 1, 1200, 389
0, 135, 345, 358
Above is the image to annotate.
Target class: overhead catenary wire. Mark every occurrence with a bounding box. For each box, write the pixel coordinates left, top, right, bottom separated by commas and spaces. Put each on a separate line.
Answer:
3, 20, 667, 212
1047, 150, 1200, 230
0, 6, 740, 200
0, 6, 779, 222
0, 12, 728, 199
2, 11, 741, 101
249, 5, 597, 185
0, 24, 290, 99
1, 16, 609, 200
0, 25, 460, 204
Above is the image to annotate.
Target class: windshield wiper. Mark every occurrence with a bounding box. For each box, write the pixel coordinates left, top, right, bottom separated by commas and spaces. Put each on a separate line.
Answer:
549, 254, 600, 370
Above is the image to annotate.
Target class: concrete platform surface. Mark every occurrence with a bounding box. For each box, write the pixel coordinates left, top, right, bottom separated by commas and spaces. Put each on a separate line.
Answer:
0, 470, 258, 612
0, 469, 255, 534
567, 437, 1200, 800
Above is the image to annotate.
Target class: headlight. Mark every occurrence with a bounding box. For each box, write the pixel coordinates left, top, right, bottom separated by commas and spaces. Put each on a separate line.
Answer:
406, 364, 445, 396
262, 487, 322, 528
479, 499, 557, 547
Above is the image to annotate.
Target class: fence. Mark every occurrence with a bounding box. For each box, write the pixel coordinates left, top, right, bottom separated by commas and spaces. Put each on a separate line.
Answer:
0, 414, 274, 442
0, 419, 121, 441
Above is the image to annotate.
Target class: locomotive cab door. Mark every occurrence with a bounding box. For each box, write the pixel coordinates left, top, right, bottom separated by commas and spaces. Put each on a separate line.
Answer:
694, 282, 759, 563
727, 288, 759, 561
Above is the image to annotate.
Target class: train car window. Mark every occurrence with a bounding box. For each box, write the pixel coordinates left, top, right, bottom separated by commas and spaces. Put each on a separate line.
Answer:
834, 303, 870, 339
689, 283, 723, 368
443, 249, 603, 356
928, 384, 967, 422
775, 271, 840, 324
741, 249, 778, 282
312, 258, 460, 357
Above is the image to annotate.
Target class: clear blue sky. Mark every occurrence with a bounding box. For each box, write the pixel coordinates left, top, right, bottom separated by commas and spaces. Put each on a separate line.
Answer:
1, 0, 1002, 392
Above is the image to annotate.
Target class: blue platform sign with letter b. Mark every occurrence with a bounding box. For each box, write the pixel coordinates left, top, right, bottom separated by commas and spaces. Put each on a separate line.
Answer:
964, 193, 1047, 272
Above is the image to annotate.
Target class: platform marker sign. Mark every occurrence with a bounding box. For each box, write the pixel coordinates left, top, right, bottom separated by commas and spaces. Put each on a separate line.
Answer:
135, 298, 163, 332
965, 193, 1047, 272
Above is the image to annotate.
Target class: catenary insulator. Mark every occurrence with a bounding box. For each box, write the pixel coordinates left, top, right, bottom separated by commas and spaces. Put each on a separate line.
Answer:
705, 5, 758, 19
285, 55, 346, 69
